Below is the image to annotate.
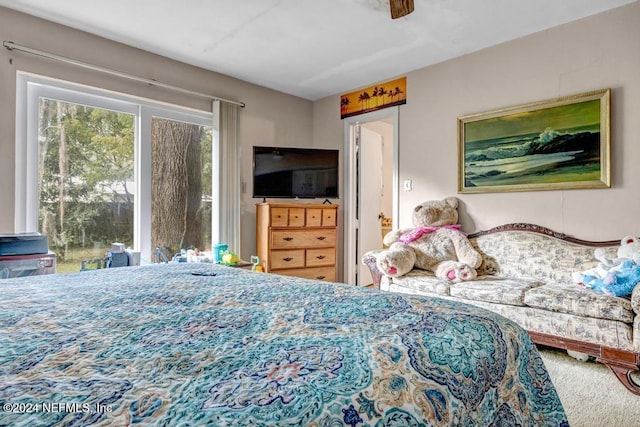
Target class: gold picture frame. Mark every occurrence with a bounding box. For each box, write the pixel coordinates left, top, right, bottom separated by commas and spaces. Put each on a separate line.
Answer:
458, 89, 610, 193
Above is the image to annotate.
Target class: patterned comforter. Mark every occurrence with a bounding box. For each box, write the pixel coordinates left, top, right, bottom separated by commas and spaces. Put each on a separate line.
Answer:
0, 263, 567, 426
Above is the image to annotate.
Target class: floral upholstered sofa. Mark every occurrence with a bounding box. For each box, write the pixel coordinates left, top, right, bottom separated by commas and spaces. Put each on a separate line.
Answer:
363, 223, 640, 395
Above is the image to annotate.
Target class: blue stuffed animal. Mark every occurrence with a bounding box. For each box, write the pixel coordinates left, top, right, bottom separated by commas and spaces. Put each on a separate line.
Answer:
587, 259, 640, 297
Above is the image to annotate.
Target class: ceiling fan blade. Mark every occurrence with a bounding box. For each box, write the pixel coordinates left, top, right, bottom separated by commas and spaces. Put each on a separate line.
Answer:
389, 0, 414, 19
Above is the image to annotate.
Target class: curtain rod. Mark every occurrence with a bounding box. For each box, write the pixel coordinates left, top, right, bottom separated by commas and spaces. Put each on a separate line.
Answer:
3, 40, 245, 108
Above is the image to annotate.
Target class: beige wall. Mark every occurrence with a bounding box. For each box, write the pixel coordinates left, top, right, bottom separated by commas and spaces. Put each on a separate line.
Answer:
0, 6, 313, 260
314, 1, 640, 242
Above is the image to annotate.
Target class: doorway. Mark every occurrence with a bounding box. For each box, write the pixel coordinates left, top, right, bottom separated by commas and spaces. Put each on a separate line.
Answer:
343, 107, 398, 286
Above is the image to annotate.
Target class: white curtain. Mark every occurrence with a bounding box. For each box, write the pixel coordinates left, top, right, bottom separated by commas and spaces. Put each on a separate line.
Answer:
214, 100, 241, 254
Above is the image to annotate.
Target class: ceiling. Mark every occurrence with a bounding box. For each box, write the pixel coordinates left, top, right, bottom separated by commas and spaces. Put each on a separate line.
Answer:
0, 0, 635, 100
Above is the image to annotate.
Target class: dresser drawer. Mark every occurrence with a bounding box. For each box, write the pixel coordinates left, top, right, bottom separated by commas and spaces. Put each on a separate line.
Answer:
271, 229, 336, 249
322, 208, 337, 226
306, 248, 335, 267
288, 208, 305, 227
306, 208, 323, 227
271, 207, 305, 227
306, 208, 337, 227
270, 208, 289, 227
270, 249, 305, 269
276, 266, 336, 282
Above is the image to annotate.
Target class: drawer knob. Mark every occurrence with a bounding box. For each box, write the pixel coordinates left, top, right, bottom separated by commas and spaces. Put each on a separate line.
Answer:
317, 275, 326, 280
283, 257, 293, 262
316, 236, 326, 241
316, 255, 326, 260
283, 237, 294, 241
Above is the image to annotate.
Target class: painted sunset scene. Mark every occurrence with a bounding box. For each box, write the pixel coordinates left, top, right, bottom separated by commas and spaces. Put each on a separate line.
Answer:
462, 98, 603, 190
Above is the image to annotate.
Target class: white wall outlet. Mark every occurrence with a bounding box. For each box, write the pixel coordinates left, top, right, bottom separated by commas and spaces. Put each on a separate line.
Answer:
403, 179, 412, 191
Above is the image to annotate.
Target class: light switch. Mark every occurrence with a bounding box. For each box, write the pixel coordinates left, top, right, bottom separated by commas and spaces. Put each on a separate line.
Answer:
403, 179, 412, 191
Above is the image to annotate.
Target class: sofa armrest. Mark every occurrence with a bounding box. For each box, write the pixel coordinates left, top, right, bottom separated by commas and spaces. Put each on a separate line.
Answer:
632, 284, 640, 315
362, 250, 383, 290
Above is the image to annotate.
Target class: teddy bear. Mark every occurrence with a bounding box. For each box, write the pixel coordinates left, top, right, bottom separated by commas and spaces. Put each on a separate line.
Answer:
586, 259, 640, 297
573, 236, 640, 288
375, 197, 482, 282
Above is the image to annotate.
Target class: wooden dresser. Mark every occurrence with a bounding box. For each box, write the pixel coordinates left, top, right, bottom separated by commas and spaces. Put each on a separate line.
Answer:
256, 202, 338, 282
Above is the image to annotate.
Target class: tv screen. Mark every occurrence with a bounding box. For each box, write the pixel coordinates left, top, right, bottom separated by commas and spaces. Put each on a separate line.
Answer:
253, 146, 339, 199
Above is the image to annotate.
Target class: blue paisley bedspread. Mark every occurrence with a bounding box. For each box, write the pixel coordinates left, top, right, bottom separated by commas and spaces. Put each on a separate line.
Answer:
0, 263, 567, 426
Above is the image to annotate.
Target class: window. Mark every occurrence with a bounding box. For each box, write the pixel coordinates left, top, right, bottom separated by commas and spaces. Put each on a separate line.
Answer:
38, 98, 135, 272
16, 74, 218, 272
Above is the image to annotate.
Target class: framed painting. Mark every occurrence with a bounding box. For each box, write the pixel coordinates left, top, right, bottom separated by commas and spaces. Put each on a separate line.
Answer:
458, 88, 610, 193
340, 77, 407, 119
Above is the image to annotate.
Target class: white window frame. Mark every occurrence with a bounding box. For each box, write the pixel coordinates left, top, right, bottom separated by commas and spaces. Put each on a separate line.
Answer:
15, 72, 218, 262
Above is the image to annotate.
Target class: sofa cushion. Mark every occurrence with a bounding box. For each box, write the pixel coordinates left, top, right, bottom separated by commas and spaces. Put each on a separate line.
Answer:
390, 269, 450, 296
450, 276, 543, 306
524, 283, 634, 323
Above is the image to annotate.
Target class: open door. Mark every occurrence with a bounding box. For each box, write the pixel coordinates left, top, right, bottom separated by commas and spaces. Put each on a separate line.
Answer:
357, 126, 384, 286
343, 108, 398, 286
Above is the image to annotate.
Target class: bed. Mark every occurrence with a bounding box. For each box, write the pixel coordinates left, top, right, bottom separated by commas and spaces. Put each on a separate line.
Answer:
0, 263, 567, 426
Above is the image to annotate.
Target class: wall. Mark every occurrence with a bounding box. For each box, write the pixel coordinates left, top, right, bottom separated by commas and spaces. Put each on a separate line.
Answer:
0, 6, 313, 260
314, 1, 640, 241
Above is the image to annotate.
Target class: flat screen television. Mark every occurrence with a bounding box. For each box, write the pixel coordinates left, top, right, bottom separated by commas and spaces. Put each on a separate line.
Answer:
253, 146, 339, 199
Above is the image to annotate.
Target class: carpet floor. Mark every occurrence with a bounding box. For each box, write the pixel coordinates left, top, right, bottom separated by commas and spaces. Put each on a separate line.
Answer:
539, 348, 640, 426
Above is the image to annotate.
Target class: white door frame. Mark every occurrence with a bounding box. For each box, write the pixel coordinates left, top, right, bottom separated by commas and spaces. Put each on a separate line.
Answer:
343, 107, 399, 286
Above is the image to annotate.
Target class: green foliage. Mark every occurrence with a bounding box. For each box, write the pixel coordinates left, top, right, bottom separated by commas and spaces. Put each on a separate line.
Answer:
38, 99, 135, 257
